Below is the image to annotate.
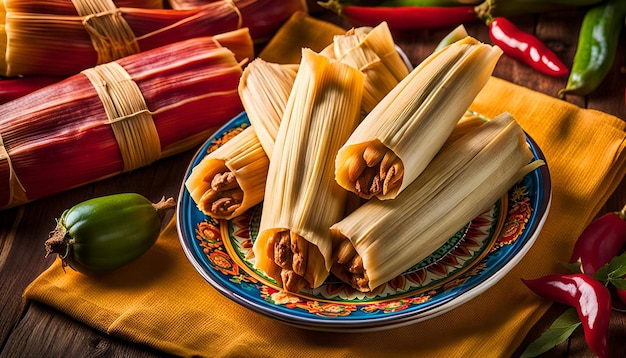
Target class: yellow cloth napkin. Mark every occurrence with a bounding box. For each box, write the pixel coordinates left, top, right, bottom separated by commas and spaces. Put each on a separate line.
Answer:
24, 14, 626, 358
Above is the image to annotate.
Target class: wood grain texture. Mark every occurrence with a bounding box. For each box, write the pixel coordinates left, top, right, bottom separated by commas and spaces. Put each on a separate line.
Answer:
1, 6, 625, 358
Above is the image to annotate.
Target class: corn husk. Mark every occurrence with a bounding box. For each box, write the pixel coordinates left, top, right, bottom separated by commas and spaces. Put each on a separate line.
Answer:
167, 0, 308, 41
0, 32, 252, 209
330, 112, 545, 292
185, 126, 269, 219
238, 59, 298, 157
0, 0, 301, 76
0, 1, 162, 16
191, 22, 408, 225
188, 20, 409, 224
184, 59, 296, 220
252, 49, 364, 292
0, 76, 63, 105
330, 22, 410, 114
335, 36, 502, 200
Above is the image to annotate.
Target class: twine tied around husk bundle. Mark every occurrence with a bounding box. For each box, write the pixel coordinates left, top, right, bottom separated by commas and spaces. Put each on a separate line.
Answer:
71, 0, 140, 64
223, 0, 243, 29
82, 62, 161, 172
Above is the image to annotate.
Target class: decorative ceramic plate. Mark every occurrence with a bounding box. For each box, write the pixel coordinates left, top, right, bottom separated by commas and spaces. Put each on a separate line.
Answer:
177, 111, 552, 332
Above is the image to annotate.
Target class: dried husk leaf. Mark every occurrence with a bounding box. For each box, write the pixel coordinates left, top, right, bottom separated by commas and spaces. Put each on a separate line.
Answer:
168, 0, 307, 41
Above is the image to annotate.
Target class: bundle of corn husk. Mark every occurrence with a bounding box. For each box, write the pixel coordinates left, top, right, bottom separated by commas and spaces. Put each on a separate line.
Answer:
0, 0, 304, 76
0, 29, 253, 209
0, 77, 62, 104
0, 0, 163, 15
168, 0, 307, 15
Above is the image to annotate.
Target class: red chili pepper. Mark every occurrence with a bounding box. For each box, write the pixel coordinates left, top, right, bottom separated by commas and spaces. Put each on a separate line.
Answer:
487, 17, 569, 77
318, 0, 478, 29
569, 204, 626, 275
522, 273, 611, 358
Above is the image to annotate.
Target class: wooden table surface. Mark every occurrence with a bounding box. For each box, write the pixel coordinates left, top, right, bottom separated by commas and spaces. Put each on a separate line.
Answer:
1, 5, 625, 358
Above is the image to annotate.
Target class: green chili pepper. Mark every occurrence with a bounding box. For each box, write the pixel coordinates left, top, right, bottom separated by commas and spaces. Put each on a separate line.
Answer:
44, 193, 175, 275
474, 0, 604, 20
559, 0, 626, 97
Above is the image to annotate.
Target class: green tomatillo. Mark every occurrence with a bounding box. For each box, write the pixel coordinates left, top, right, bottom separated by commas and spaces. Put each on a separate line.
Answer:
44, 193, 175, 275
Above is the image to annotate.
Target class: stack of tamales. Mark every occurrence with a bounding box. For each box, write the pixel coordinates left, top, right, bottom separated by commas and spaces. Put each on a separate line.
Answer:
185, 22, 410, 221
0, 0, 306, 76
0, 30, 253, 209
187, 29, 545, 294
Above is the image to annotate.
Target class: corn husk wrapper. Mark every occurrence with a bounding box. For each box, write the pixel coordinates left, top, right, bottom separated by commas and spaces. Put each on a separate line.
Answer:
184, 59, 297, 220
185, 126, 269, 219
335, 36, 502, 200
331, 22, 409, 113
0, 76, 62, 105
253, 49, 364, 291
0, 0, 303, 76
0, 32, 252, 209
238, 59, 299, 157
330, 112, 544, 292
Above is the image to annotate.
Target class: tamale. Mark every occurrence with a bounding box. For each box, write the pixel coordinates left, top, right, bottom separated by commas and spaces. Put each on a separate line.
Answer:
0, 33, 252, 209
0, 0, 301, 76
333, 22, 409, 81
238, 59, 298, 157
331, 22, 410, 114
335, 36, 502, 200
330, 113, 545, 292
183, 59, 296, 220
185, 126, 269, 219
253, 49, 364, 292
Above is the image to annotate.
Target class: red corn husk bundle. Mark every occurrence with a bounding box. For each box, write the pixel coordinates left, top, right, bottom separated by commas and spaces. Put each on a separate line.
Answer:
0, 0, 163, 15
0, 77, 64, 104
167, 0, 308, 38
1, 0, 304, 76
0, 30, 252, 209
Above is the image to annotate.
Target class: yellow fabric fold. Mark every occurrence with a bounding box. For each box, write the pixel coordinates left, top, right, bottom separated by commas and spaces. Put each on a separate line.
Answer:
23, 14, 626, 358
